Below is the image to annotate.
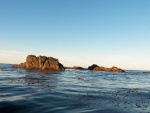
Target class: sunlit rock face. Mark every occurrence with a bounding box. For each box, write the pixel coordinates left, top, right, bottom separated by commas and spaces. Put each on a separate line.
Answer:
88, 64, 125, 73
13, 55, 65, 71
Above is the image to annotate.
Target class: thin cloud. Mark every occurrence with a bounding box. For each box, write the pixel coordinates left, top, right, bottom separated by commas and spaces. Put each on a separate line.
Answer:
0, 50, 27, 54
0, 50, 27, 64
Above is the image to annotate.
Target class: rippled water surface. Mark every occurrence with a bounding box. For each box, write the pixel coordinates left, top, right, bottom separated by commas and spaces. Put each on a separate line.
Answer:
1, 64, 150, 113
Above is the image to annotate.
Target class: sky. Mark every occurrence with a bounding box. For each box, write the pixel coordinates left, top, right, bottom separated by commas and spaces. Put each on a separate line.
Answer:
0, 0, 150, 70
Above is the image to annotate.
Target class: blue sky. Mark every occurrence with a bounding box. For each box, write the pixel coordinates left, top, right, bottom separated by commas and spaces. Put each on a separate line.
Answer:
0, 0, 150, 70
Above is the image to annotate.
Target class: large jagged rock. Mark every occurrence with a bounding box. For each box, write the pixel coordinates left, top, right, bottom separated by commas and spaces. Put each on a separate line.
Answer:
13, 55, 65, 71
39, 56, 47, 69
26, 55, 39, 69
42, 57, 62, 70
88, 64, 124, 73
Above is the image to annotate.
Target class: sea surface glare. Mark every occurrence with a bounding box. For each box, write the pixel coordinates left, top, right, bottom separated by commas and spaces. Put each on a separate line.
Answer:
0, 64, 150, 113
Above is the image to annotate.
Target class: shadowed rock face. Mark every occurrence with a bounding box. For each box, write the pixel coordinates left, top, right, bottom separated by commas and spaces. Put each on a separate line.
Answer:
88, 64, 99, 70
88, 64, 124, 73
13, 55, 65, 71
72, 66, 84, 70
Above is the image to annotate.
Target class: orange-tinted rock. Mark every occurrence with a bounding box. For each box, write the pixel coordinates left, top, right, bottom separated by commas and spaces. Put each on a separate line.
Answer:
42, 57, 64, 71
39, 56, 47, 69
13, 55, 65, 71
93, 66, 106, 71
110, 66, 124, 72
26, 55, 39, 69
72, 66, 84, 70
88, 64, 124, 73
12, 62, 26, 68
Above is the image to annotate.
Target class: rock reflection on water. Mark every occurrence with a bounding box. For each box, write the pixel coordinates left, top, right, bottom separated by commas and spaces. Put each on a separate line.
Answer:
1, 64, 150, 113
10, 73, 57, 90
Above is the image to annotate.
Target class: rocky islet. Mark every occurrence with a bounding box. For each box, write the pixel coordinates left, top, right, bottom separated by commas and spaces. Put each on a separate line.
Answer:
88, 64, 125, 73
13, 55, 65, 71
13, 55, 125, 72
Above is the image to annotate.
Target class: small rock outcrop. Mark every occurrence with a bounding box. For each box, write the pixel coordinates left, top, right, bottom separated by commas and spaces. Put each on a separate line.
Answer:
88, 64, 99, 70
13, 55, 65, 71
72, 66, 84, 70
88, 64, 124, 73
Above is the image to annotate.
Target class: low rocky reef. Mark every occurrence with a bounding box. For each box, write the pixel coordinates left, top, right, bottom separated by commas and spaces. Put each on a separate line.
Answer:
13, 55, 65, 71
72, 66, 84, 70
88, 64, 125, 73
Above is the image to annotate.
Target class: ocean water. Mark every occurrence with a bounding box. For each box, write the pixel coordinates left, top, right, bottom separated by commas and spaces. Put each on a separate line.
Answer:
0, 64, 150, 113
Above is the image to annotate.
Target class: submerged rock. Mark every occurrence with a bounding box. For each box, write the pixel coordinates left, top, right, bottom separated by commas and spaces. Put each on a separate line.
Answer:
13, 55, 65, 71
88, 64, 124, 73
72, 66, 84, 70
143, 71, 150, 74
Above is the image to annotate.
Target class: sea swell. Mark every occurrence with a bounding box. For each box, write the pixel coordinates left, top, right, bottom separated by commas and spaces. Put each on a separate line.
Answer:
0, 64, 150, 113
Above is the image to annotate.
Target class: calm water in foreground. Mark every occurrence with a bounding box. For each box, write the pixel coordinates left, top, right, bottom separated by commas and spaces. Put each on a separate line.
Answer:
0, 64, 150, 113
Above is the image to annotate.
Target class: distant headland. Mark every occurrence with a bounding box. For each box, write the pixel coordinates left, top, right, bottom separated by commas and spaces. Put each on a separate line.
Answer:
13, 55, 125, 73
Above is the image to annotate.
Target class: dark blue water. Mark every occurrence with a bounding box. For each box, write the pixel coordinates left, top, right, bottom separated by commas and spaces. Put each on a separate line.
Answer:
0, 64, 150, 113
